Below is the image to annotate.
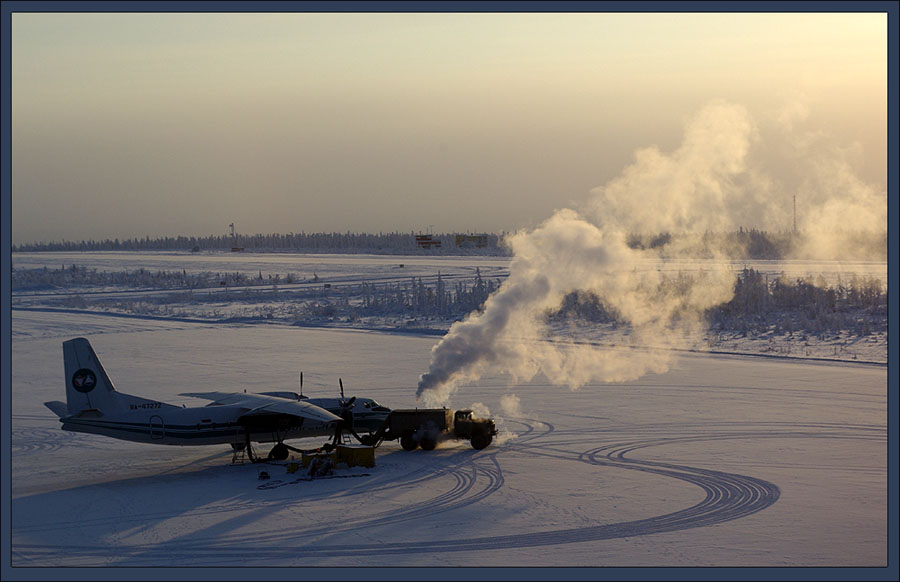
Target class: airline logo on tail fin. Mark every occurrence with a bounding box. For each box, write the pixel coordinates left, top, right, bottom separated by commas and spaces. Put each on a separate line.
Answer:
72, 369, 97, 393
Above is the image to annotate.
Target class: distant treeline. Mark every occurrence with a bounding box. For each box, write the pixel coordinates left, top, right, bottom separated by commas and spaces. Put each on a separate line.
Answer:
626, 228, 887, 261
306, 270, 501, 321
11, 264, 274, 291
554, 268, 886, 338
709, 268, 886, 337
13, 228, 886, 260
12, 232, 506, 254
15, 262, 886, 339
11, 263, 502, 322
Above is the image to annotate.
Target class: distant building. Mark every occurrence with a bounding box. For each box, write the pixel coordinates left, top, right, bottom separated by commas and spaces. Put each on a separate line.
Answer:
455, 234, 488, 248
415, 235, 441, 249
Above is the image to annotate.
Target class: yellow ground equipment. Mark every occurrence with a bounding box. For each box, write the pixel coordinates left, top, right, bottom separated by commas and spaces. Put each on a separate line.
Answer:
336, 444, 376, 468
301, 450, 336, 469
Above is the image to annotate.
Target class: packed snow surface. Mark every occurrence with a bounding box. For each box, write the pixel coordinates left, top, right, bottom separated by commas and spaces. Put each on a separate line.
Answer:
7, 252, 888, 574
11, 251, 888, 363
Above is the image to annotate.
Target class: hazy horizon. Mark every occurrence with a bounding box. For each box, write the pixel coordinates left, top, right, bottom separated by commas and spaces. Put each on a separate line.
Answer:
11, 11, 887, 246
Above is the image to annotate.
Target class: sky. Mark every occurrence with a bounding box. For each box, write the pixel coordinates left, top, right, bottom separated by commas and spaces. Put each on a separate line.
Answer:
9, 10, 888, 245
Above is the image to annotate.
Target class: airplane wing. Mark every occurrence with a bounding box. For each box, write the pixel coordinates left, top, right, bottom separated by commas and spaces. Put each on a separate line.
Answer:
181, 391, 341, 424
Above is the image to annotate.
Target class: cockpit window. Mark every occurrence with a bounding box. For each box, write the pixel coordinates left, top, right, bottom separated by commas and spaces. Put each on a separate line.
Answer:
358, 399, 389, 412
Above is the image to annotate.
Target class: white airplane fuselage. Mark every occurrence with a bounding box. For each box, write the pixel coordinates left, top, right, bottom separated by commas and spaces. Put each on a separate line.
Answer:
59, 404, 336, 447
45, 338, 390, 456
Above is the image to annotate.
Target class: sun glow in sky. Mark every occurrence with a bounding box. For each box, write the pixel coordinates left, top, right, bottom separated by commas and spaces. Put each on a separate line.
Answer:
11, 11, 887, 244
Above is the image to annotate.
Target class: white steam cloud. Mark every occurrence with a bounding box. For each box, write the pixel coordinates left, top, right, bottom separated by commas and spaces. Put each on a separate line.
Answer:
777, 96, 887, 261
416, 99, 885, 406
500, 393, 522, 417
586, 100, 757, 235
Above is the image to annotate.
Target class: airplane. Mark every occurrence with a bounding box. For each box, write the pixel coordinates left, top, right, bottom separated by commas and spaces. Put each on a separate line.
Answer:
44, 337, 392, 462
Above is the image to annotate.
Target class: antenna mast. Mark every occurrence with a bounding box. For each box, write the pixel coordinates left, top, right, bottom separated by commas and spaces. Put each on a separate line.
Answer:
792, 195, 797, 234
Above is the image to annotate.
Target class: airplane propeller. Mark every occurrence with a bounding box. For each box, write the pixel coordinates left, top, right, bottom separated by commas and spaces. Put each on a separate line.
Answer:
339, 396, 356, 423
338, 378, 357, 422
332, 378, 360, 445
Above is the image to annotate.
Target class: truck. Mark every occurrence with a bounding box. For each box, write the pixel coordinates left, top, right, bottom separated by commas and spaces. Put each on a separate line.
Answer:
357, 408, 497, 451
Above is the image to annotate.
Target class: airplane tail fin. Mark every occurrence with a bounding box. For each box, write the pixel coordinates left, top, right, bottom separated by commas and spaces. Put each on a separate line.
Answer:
61, 337, 123, 416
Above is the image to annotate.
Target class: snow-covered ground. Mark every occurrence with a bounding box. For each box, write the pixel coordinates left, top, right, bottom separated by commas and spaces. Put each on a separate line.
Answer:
5, 252, 890, 577
11, 251, 888, 364
11, 250, 889, 281
11, 250, 512, 282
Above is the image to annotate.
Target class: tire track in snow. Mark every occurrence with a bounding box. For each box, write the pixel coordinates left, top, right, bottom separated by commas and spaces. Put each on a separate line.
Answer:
12, 421, 883, 564
12, 446, 504, 548
10, 427, 113, 454
149, 450, 505, 550
11, 428, 68, 454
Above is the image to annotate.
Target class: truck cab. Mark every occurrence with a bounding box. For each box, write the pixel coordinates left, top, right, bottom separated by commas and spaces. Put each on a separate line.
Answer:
451, 409, 497, 450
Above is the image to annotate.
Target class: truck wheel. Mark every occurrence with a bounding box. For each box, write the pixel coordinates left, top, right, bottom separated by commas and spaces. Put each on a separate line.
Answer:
420, 436, 437, 451
400, 431, 418, 451
471, 433, 492, 450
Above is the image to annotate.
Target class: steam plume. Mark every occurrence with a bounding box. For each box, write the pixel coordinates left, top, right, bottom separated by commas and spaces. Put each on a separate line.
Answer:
778, 97, 887, 260
417, 99, 885, 406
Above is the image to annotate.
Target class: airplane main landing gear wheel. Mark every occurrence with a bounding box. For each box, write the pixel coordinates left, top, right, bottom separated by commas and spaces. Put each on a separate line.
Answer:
268, 443, 289, 461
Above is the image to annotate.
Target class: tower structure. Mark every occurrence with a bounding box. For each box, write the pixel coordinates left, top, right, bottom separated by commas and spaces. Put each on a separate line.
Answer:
792, 195, 797, 234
